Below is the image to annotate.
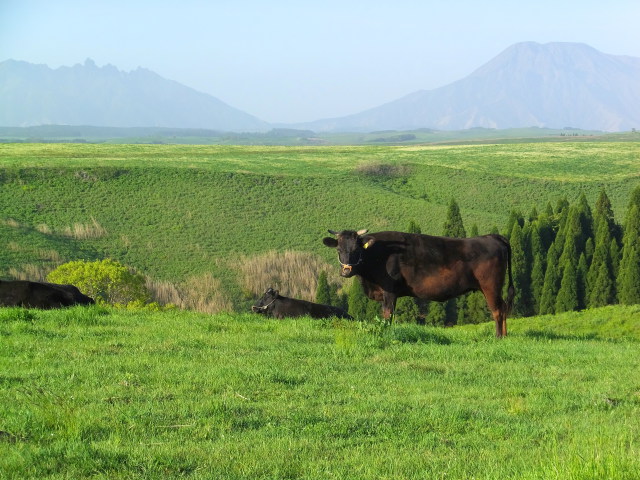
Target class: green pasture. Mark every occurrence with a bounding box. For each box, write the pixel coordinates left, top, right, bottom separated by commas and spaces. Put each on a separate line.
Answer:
1, 142, 639, 307
1, 305, 639, 479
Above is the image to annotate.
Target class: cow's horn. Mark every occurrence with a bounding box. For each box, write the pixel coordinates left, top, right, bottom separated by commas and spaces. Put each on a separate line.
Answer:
357, 229, 369, 235
328, 229, 339, 235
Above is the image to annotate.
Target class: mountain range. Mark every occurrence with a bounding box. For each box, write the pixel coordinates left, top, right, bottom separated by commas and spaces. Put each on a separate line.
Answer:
1, 42, 639, 133
0, 58, 269, 132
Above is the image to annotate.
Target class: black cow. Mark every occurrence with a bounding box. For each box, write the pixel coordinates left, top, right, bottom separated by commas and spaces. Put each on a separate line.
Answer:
251, 288, 352, 320
0, 280, 95, 309
323, 229, 514, 337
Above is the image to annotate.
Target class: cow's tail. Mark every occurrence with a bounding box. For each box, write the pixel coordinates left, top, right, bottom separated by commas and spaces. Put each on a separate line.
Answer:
495, 234, 515, 315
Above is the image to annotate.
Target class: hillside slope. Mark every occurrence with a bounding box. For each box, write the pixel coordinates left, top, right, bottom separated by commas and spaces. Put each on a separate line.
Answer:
1, 142, 639, 308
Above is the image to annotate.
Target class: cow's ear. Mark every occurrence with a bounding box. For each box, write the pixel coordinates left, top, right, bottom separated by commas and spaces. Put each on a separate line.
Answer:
362, 236, 375, 249
323, 237, 338, 248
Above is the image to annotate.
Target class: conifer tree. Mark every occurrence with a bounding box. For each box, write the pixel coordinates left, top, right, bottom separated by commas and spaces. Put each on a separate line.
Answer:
539, 242, 560, 315
460, 224, 490, 324
505, 210, 524, 240
555, 197, 570, 216
577, 252, 588, 310
347, 278, 369, 320
443, 199, 466, 238
407, 220, 422, 234
587, 220, 614, 307
530, 252, 545, 314
535, 213, 555, 255
545, 201, 554, 217
509, 222, 531, 316
394, 296, 420, 323
610, 238, 621, 281
618, 203, 640, 305
463, 290, 491, 324
618, 245, 640, 305
576, 192, 594, 251
588, 261, 615, 308
559, 205, 583, 265
425, 301, 446, 326
556, 261, 578, 313
442, 199, 466, 325
315, 271, 332, 305
556, 206, 585, 313
594, 189, 616, 234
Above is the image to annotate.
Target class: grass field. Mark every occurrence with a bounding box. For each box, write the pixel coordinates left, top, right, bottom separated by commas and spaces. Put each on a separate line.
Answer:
2, 141, 639, 308
1, 305, 639, 479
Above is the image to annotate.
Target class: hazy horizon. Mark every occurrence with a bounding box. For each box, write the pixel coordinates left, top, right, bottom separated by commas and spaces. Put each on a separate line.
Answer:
2, 0, 639, 124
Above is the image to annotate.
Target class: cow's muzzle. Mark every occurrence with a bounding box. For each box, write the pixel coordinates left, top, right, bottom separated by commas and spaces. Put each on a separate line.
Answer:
340, 264, 354, 277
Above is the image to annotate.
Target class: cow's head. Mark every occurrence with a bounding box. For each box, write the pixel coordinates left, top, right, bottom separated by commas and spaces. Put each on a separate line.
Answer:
323, 229, 375, 277
251, 287, 278, 314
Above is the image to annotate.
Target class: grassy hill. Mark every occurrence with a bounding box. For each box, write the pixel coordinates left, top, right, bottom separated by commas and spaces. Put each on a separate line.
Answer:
1, 141, 639, 308
1, 305, 639, 479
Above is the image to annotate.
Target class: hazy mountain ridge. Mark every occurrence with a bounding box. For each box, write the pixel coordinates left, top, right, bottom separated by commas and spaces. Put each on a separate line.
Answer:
297, 42, 640, 132
0, 58, 269, 132
1, 42, 639, 133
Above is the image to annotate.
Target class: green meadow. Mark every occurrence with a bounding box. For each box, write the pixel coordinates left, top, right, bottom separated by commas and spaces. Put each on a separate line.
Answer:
1, 305, 640, 479
2, 140, 640, 479
2, 142, 639, 308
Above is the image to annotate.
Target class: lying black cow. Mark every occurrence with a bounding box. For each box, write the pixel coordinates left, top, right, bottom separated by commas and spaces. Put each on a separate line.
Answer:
323, 229, 514, 337
251, 288, 352, 320
0, 279, 95, 309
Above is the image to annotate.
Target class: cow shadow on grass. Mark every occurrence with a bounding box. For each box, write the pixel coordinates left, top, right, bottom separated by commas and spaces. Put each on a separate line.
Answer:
522, 329, 598, 341
390, 324, 452, 345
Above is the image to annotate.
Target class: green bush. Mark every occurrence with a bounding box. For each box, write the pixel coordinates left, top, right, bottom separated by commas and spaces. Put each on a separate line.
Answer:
47, 259, 150, 306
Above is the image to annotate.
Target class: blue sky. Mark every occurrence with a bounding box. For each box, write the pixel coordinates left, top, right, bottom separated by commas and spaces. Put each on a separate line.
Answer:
2, 0, 639, 123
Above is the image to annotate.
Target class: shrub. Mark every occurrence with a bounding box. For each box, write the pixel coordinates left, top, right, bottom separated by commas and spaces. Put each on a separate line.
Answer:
47, 259, 150, 306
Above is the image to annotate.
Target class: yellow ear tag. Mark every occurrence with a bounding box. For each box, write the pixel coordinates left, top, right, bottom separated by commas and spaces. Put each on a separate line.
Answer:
364, 241, 371, 249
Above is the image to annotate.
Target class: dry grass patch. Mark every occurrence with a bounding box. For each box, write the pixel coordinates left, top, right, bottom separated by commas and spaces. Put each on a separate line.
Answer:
146, 274, 233, 314
237, 250, 341, 301
8, 264, 52, 282
61, 217, 107, 239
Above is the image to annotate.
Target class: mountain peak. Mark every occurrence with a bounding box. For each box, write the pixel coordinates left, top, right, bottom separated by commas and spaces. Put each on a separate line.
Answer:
0, 59, 269, 131
302, 42, 640, 132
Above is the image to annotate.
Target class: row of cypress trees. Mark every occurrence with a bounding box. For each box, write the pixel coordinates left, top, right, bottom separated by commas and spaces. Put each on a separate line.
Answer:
316, 185, 640, 323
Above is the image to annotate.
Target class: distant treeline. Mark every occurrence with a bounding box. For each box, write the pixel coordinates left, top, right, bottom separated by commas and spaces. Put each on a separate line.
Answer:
0, 125, 314, 144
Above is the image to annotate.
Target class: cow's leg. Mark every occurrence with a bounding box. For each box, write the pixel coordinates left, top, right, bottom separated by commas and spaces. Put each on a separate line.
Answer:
481, 288, 507, 338
381, 292, 397, 320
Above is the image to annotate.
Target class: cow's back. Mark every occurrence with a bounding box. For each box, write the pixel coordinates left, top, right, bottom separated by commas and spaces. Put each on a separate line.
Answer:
0, 280, 94, 308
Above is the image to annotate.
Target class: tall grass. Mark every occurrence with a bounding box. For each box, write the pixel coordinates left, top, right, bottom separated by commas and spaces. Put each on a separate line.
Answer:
60, 217, 107, 240
146, 273, 233, 313
237, 250, 341, 301
7, 264, 51, 281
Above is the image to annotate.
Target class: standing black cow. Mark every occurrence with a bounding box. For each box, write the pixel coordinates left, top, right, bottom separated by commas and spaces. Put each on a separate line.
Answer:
251, 288, 352, 320
0, 280, 95, 309
323, 229, 514, 337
